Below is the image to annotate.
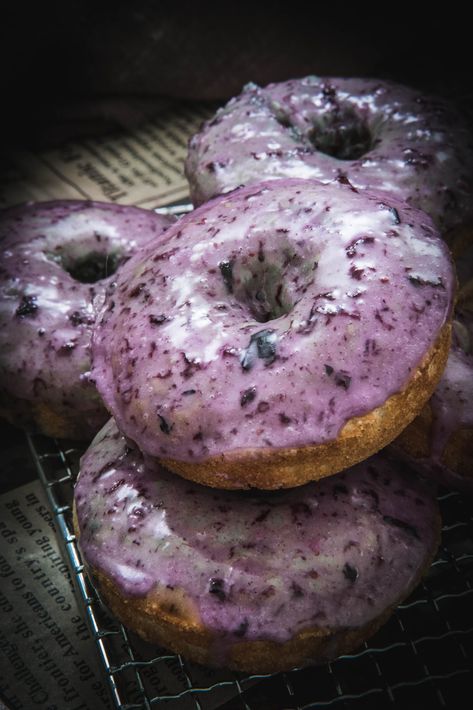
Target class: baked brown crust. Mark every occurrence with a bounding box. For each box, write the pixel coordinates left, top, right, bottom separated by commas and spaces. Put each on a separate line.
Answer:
73, 506, 440, 673
161, 323, 451, 489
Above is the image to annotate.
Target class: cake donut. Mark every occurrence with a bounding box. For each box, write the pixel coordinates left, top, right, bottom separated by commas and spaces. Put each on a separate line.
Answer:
185, 77, 473, 233
0, 200, 174, 439
74, 418, 441, 673
395, 310, 473, 493
91, 179, 454, 489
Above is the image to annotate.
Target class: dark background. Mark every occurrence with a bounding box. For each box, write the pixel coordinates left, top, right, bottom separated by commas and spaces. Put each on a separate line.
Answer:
0, 3, 470, 149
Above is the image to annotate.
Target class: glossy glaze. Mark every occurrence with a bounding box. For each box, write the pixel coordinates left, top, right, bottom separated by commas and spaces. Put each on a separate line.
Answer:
186, 77, 473, 231
0, 200, 173, 438
76, 418, 439, 642
92, 179, 454, 462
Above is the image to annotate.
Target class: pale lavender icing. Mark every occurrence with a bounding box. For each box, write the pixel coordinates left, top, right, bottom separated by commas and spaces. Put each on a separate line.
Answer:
75, 418, 439, 644
186, 77, 473, 231
91, 179, 454, 463
0, 200, 174, 439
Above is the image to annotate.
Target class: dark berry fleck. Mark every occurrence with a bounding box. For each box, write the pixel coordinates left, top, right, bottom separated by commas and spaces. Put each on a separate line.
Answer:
209, 577, 226, 602
241, 329, 277, 370
383, 515, 420, 540
291, 581, 304, 598
337, 174, 358, 192
219, 260, 234, 293
183, 389, 196, 396
291, 502, 312, 518
149, 314, 167, 325
16, 295, 38, 318
59, 341, 76, 355
349, 265, 365, 280
279, 412, 292, 425
181, 353, 202, 379
408, 275, 444, 289
129, 283, 146, 298
240, 387, 257, 407
390, 207, 401, 224
69, 310, 92, 326
343, 563, 358, 582
252, 508, 271, 524
158, 415, 173, 435
334, 371, 351, 389
324, 364, 334, 376
346, 236, 375, 257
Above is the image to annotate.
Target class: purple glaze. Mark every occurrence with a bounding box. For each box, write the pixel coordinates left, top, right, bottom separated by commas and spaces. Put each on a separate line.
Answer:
0, 200, 174, 439
186, 77, 473, 231
76, 419, 439, 643
91, 179, 454, 463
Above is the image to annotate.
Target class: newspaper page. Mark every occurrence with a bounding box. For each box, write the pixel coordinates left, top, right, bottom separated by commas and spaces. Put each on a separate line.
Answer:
0, 480, 113, 709
0, 103, 214, 209
0, 99, 263, 707
0, 479, 255, 709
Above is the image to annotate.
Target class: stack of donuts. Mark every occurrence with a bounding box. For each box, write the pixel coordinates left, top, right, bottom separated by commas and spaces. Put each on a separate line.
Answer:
1, 77, 472, 672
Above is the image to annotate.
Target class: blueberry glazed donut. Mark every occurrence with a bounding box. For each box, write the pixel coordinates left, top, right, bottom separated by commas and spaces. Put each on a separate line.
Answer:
395, 309, 473, 493
74, 418, 441, 673
0, 201, 174, 439
92, 179, 455, 488
186, 77, 473, 233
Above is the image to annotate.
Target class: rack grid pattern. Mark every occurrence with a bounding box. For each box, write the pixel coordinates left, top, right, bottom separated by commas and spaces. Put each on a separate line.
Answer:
29, 432, 473, 710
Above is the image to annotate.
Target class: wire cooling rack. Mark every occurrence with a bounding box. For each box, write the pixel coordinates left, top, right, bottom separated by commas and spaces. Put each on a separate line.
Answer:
28, 431, 473, 710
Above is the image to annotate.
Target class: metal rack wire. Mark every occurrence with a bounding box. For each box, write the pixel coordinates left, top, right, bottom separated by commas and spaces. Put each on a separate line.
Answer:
29, 431, 473, 710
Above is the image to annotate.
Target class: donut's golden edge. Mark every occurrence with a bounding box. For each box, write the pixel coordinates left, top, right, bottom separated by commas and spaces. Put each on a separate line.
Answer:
73, 507, 441, 673
161, 322, 452, 489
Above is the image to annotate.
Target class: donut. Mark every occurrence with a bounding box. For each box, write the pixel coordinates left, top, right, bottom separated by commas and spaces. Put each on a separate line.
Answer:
185, 77, 473, 233
91, 179, 454, 489
74, 418, 441, 673
395, 309, 473, 493
0, 200, 174, 439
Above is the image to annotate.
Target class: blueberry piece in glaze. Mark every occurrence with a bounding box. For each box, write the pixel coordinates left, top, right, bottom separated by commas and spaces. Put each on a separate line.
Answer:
15, 294, 39, 318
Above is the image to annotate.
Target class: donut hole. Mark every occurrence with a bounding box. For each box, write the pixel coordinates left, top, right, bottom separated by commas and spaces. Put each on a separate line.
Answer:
308, 108, 372, 160
228, 245, 314, 323
46, 248, 124, 283
65, 252, 123, 283
234, 263, 292, 322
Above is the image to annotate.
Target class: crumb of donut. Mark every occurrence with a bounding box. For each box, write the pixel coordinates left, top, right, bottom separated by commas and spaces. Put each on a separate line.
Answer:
161, 323, 451, 489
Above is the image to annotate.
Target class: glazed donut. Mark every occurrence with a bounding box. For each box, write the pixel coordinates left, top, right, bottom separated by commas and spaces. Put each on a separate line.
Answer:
185, 77, 473, 233
74, 418, 441, 673
395, 309, 473, 493
0, 200, 174, 439
91, 179, 454, 489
